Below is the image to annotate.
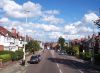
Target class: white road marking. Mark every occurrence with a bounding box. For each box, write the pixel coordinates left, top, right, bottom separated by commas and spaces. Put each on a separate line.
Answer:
57, 63, 59, 68
56, 63, 63, 73
50, 50, 63, 73
59, 69, 63, 73
78, 70, 84, 73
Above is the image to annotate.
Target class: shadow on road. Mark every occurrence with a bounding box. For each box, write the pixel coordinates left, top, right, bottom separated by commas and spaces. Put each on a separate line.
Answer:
48, 57, 100, 73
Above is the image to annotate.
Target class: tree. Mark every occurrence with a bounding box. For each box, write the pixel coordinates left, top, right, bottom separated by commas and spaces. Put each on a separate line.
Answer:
25, 40, 41, 53
58, 36, 65, 50
94, 18, 100, 28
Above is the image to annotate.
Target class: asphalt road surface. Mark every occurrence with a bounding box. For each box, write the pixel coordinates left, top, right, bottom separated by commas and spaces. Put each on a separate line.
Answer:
25, 50, 100, 73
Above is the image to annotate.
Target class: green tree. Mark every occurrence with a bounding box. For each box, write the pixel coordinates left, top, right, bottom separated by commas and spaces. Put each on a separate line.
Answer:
25, 40, 41, 53
32, 41, 41, 51
58, 36, 65, 50
94, 18, 100, 28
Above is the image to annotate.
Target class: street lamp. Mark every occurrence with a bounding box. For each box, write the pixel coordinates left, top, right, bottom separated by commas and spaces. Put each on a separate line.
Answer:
91, 20, 96, 65
22, 10, 30, 66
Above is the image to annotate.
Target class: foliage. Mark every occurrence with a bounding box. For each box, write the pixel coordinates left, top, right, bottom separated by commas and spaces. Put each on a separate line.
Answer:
25, 40, 41, 53
72, 45, 80, 56
79, 52, 92, 60
0, 50, 24, 61
94, 53, 100, 65
0, 54, 11, 62
94, 18, 100, 28
0, 50, 14, 55
58, 36, 65, 50
14, 50, 24, 60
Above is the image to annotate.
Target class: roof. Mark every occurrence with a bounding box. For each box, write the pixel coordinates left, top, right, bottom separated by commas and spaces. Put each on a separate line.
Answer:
0, 26, 32, 40
0, 26, 8, 36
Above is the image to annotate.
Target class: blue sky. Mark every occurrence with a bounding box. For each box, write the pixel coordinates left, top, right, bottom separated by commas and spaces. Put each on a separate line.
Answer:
0, 0, 100, 42
16, 0, 100, 22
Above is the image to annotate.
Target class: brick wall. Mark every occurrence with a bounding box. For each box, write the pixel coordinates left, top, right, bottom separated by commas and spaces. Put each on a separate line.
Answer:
0, 45, 4, 51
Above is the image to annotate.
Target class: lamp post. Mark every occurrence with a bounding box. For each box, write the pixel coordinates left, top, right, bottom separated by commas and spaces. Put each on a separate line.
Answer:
91, 20, 96, 65
22, 10, 29, 66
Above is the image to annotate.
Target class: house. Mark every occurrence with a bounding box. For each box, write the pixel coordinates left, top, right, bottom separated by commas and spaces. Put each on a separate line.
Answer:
0, 26, 25, 51
0, 26, 11, 51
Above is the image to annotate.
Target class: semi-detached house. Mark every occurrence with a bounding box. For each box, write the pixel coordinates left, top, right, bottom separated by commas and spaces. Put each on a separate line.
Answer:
0, 26, 25, 51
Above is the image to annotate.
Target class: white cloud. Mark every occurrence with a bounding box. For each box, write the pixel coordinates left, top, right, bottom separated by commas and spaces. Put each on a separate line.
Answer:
83, 12, 99, 23
44, 10, 60, 15
67, 35, 85, 40
22, 1, 42, 18
33, 23, 60, 31
49, 32, 67, 39
64, 24, 77, 34
0, 17, 10, 23
78, 27, 93, 33
64, 12, 98, 37
42, 15, 64, 24
0, 0, 42, 18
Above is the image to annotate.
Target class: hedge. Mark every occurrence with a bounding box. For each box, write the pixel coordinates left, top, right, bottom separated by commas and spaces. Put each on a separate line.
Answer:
15, 50, 24, 60
0, 50, 24, 61
79, 52, 92, 60
0, 54, 11, 62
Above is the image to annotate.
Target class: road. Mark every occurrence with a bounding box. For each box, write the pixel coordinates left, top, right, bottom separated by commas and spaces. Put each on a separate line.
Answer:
25, 50, 100, 73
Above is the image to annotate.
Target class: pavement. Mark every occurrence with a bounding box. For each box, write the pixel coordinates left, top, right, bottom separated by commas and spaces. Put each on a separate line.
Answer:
25, 50, 100, 73
0, 50, 43, 73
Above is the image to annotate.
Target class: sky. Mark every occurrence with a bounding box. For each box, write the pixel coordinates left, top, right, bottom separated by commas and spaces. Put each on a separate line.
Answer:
0, 0, 100, 42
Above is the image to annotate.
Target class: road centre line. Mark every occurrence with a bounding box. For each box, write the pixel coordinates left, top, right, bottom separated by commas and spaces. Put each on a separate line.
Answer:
50, 50, 63, 73
56, 63, 63, 73
78, 70, 84, 73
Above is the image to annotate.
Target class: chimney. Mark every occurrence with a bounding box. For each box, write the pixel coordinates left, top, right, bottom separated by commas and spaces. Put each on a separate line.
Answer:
12, 28, 16, 33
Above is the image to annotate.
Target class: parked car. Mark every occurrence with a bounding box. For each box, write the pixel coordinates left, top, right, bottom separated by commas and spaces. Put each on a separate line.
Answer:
37, 54, 42, 61
58, 50, 67, 55
30, 55, 41, 64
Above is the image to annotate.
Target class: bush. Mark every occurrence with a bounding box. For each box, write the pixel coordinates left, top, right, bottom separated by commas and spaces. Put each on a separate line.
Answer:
84, 52, 92, 60
0, 50, 13, 55
79, 52, 92, 61
0, 50, 24, 61
73, 45, 80, 56
15, 50, 24, 60
94, 53, 100, 65
0, 51, 17, 61
0, 54, 11, 62
79, 52, 84, 59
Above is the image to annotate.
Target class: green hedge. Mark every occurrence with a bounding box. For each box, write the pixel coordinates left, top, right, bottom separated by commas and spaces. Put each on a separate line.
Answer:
79, 52, 92, 60
0, 50, 24, 61
0, 54, 11, 62
15, 50, 24, 60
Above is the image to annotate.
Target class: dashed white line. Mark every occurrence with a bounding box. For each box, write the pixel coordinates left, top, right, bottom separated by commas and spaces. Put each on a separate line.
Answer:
57, 63, 59, 68
78, 70, 84, 73
50, 50, 63, 73
59, 69, 63, 73
56, 63, 63, 73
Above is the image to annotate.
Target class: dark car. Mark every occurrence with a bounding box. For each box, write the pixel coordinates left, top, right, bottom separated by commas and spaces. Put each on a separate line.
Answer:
30, 55, 41, 64
37, 54, 42, 61
58, 50, 67, 55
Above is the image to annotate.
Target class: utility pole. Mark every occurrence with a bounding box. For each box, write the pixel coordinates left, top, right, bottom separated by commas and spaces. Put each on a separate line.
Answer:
22, 10, 29, 66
